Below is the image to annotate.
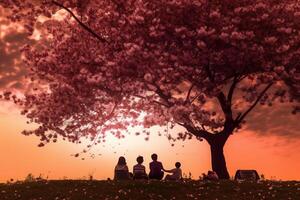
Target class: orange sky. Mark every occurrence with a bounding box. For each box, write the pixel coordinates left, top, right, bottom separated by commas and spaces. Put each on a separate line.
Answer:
1, 101, 300, 182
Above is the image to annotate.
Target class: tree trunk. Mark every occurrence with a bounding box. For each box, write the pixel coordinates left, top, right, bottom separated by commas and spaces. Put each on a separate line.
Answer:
210, 141, 230, 179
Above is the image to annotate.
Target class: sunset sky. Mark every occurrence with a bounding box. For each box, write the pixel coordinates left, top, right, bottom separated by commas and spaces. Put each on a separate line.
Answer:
1, 4, 300, 183
1, 100, 300, 182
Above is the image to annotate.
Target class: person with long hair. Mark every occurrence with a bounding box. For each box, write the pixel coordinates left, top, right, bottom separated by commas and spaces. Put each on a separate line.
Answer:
114, 156, 130, 180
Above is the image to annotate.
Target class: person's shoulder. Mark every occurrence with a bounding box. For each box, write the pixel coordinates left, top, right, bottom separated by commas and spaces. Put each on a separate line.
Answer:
133, 164, 140, 168
123, 165, 129, 171
134, 164, 145, 169
171, 168, 177, 172
116, 164, 128, 170
140, 164, 146, 169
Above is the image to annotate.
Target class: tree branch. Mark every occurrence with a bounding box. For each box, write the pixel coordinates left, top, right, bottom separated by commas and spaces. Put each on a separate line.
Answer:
190, 93, 201, 103
132, 94, 170, 107
177, 122, 212, 141
152, 83, 173, 107
204, 63, 215, 83
105, 101, 118, 120
204, 54, 236, 131
52, 1, 108, 43
236, 82, 273, 123
217, 92, 228, 113
201, 124, 207, 131
227, 75, 239, 105
184, 83, 195, 104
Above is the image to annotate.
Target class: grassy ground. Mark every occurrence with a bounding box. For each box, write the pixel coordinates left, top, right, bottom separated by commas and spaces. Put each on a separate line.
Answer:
0, 180, 299, 200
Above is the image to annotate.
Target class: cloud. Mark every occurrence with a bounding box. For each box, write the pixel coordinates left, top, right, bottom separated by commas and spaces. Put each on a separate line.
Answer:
243, 103, 300, 139
0, 10, 34, 92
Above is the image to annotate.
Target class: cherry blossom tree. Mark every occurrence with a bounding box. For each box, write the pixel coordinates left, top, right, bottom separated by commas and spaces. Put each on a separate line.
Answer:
1, 0, 300, 179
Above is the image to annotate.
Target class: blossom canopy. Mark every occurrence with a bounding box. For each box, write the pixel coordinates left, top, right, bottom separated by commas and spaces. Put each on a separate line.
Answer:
1, 0, 299, 146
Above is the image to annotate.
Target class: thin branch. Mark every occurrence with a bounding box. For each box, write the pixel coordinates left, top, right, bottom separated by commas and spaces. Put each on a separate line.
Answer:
190, 93, 201, 103
184, 83, 195, 104
152, 83, 173, 107
236, 82, 273, 123
217, 92, 229, 116
227, 75, 239, 105
133, 94, 170, 107
105, 101, 118, 120
52, 1, 108, 43
204, 64, 215, 83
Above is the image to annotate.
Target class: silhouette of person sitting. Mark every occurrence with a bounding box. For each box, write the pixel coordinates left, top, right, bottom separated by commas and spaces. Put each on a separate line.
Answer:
165, 162, 183, 181
203, 170, 219, 181
114, 156, 130, 180
149, 153, 164, 180
133, 156, 148, 180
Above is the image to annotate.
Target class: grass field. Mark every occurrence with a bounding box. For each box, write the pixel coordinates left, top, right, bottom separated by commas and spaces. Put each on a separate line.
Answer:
0, 180, 299, 200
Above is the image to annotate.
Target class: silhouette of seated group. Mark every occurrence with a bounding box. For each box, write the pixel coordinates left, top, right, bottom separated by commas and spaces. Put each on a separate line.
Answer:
114, 153, 183, 181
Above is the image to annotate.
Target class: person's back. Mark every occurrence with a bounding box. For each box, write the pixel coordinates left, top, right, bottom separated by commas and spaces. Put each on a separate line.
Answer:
149, 154, 164, 180
133, 156, 147, 180
149, 161, 163, 175
114, 156, 130, 180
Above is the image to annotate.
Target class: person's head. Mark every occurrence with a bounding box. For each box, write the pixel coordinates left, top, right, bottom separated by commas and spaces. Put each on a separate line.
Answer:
208, 170, 213, 175
136, 156, 144, 164
175, 162, 181, 168
117, 156, 126, 166
151, 153, 158, 161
